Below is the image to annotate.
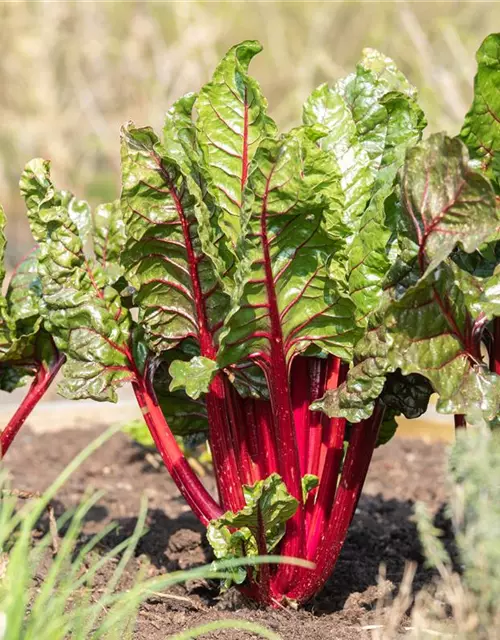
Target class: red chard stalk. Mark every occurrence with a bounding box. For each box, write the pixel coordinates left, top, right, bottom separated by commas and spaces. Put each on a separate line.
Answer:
3, 33, 500, 607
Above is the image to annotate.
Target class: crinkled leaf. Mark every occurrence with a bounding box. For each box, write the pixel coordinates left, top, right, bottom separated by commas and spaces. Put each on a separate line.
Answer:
6, 249, 42, 333
359, 48, 418, 99
208, 473, 299, 560
460, 34, 500, 182
399, 134, 498, 277
207, 473, 298, 589
303, 83, 374, 236
381, 370, 433, 420
349, 94, 426, 317
163, 92, 199, 175
0, 204, 5, 288
21, 159, 132, 402
219, 131, 359, 370
312, 315, 391, 422
120, 124, 228, 355
20, 159, 91, 244
386, 263, 500, 423
206, 526, 253, 589
304, 55, 425, 318
169, 355, 218, 400
163, 93, 233, 289
195, 40, 277, 246
301, 474, 319, 503
0, 207, 44, 387
375, 370, 432, 445
376, 410, 398, 447
0, 364, 34, 392
347, 185, 393, 319
0, 205, 12, 359
451, 240, 500, 278
154, 354, 209, 436
335, 46, 420, 186
93, 200, 126, 283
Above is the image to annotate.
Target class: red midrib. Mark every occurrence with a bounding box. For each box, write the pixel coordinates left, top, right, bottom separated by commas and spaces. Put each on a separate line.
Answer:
156, 156, 215, 358
418, 177, 467, 272
259, 166, 303, 484
260, 167, 304, 576
154, 155, 245, 512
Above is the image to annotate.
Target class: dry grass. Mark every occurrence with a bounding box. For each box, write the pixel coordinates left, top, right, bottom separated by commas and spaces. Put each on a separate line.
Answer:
1, 1, 499, 262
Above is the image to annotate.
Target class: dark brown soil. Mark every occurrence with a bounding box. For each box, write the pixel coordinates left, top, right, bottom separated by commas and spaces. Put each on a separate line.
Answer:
2, 425, 453, 639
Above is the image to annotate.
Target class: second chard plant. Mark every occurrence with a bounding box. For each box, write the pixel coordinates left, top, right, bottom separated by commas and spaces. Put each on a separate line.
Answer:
1, 34, 500, 606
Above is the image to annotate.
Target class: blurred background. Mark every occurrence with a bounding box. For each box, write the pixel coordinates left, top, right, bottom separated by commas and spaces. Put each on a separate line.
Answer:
1, 0, 498, 266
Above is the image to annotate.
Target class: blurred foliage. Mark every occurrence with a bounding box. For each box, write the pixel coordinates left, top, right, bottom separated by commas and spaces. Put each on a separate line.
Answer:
1, 0, 498, 263
410, 427, 500, 638
122, 419, 213, 474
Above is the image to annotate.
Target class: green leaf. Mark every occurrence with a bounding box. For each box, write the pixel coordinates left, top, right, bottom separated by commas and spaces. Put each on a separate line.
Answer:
376, 410, 398, 447
163, 92, 199, 176
348, 91, 425, 318
21, 159, 132, 402
93, 200, 127, 283
120, 123, 229, 355
0, 206, 44, 387
374, 370, 433, 446
304, 53, 426, 319
218, 130, 359, 370
153, 349, 209, 436
0, 204, 12, 358
346, 184, 393, 319
312, 314, 391, 422
207, 473, 299, 575
0, 363, 34, 392
206, 527, 252, 588
358, 48, 418, 98
162, 93, 235, 291
169, 355, 218, 400
20, 158, 91, 245
386, 262, 500, 423
399, 134, 498, 277
381, 370, 433, 420
207, 473, 298, 588
301, 474, 319, 503
0, 204, 5, 288
460, 34, 500, 181
303, 82, 374, 235
6, 249, 42, 331
195, 40, 277, 246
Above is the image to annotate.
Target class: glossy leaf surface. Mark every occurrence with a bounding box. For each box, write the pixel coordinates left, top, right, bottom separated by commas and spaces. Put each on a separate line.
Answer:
21, 159, 132, 402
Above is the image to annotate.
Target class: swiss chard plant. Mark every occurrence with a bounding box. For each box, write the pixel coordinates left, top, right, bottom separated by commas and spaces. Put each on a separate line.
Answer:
1, 34, 500, 607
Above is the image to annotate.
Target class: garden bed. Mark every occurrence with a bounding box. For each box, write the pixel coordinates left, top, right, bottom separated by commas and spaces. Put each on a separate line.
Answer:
2, 425, 452, 639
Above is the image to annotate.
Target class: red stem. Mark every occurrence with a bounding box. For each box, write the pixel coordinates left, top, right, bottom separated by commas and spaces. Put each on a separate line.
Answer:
291, 357, 312, 477
316, 358, 345, 480
288, 402, 385, 603
454, 414, 466, 430
133, 370, 222, 526
1, 353, 65, 456
305, 359, 328, 477
491, 317, 500, 375
258, 170, 305, 588
224, 383, 256, 486
157, 156, 244, 514
242, 398, 263, 483
305, 415, 346, 557
254, 398, 278, 477
206, 375, 245, 512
